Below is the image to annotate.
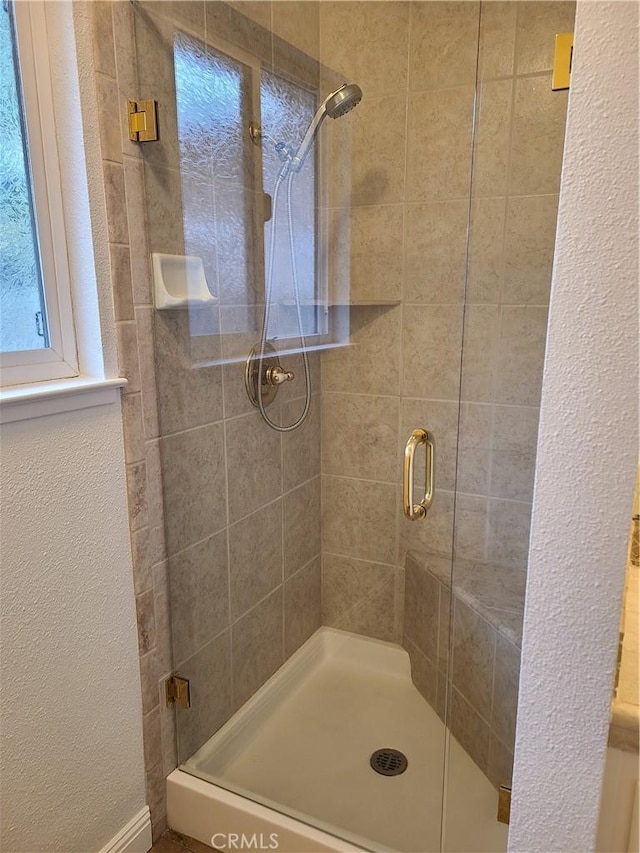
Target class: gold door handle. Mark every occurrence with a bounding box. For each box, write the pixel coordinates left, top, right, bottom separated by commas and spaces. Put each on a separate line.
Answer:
403, 429, 435, 521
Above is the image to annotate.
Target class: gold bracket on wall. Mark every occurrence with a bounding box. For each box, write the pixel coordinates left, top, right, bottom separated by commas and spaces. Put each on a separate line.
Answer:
614, 629, 625, 696
552, 32, 574, 91
165, 675, 191, 709
630, 514, 639, 566
128, 98, 159, 143
497, 786, 512, 824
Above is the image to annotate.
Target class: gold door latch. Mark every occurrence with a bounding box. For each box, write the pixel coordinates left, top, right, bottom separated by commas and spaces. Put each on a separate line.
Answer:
165, 675, 191, 708
497, 786, 512, 824
403, 428, 435, 521
128, 99, 159, 143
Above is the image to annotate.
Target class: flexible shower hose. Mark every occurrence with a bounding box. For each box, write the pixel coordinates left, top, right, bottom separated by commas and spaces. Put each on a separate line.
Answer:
255, 167, 312, 432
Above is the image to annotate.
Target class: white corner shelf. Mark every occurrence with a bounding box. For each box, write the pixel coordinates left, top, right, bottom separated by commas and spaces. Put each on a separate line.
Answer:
152, 253, 217, 310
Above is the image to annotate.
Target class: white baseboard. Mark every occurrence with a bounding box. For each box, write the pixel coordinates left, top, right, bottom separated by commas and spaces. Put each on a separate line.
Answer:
99, 806, 152, 853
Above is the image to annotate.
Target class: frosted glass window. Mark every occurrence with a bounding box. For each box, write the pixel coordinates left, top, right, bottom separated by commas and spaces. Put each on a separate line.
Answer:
174, 33, 246, 181
174, 34, 256, 315
172, 33, 323, 343
0, 0, 48, 352
261, 70, 318, 336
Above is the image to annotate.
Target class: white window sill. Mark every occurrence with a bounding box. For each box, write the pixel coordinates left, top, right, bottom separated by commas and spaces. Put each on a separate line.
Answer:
0, 376, 128, 425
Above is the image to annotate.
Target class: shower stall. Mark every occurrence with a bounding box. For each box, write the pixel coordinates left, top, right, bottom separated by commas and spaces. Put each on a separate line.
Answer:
123, 1, 576, 849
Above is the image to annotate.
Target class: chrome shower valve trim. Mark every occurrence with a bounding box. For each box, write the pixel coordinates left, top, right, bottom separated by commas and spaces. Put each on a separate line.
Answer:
264, 366, 295, 386
245, 342, 294, 409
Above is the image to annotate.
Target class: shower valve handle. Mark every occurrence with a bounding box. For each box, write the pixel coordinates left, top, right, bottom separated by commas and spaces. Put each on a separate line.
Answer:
264, 366, 295, 386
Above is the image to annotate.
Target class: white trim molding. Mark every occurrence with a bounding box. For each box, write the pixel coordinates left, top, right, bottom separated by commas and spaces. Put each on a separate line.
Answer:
0, 377, 127, 424
99, 807, 152, 853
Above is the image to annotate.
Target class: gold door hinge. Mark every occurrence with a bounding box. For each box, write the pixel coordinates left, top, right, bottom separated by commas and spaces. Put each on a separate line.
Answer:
498, 786, 512, 825
165, 675, 191, 708
128, 99, 158, 143
552, 32, 574, 91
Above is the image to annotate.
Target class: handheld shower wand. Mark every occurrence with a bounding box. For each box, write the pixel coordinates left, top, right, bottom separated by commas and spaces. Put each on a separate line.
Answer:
249, 82, 362, 432
288, 82, 363, 173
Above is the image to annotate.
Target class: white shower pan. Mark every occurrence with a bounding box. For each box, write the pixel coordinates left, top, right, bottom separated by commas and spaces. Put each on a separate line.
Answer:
167, 628, 507, 853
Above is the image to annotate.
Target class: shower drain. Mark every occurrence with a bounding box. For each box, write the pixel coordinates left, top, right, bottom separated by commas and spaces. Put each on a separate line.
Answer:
369, 748, 408, 776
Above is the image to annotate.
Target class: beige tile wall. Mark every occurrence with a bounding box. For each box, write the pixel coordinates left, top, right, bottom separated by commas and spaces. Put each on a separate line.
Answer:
454, 0, 574, 572
319, 1, 479, 640
89, 2, 173, 839
319, 0, 574, 643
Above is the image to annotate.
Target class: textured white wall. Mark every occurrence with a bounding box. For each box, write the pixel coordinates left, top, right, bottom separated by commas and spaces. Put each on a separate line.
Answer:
510, 2, 639, 851
0, 4, 146, 851
0, 403, 147, 852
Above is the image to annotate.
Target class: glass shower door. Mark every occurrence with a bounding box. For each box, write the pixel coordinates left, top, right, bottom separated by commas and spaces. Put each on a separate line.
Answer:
442, 2, 576, 849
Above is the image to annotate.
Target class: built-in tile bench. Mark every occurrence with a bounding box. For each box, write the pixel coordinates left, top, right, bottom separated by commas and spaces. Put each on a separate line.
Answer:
403, 550, 525, 790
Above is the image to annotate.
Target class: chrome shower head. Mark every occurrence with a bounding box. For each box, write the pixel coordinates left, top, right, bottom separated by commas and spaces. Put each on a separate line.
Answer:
289, 82, 362, 172
325, 83, 363, 119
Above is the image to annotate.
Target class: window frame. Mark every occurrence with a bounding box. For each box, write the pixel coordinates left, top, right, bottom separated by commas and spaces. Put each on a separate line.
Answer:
172, 28, 333, 360
1, 0, 79, 388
